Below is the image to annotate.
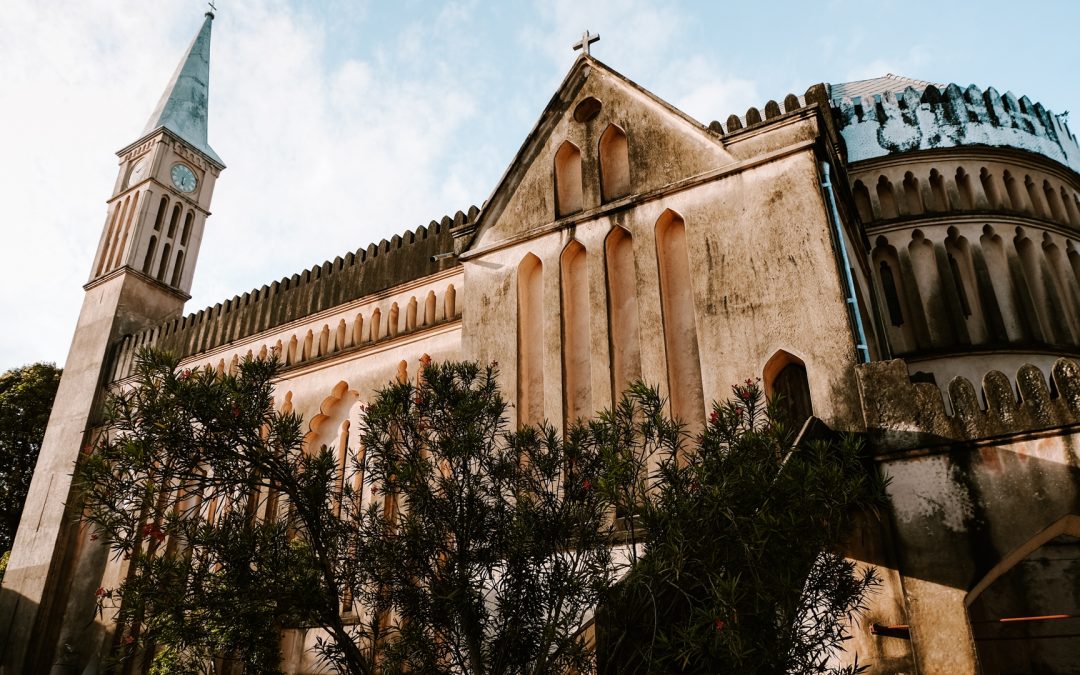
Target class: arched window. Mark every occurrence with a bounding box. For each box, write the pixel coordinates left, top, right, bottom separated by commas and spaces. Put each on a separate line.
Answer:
518, 254, 545, 426
170, 250, 185, 287
561, 241, 592, 424
153, 196, 168, 231
554, 141, 583, 217
656, 210, 704, 427
872, 236, 921, 354
167, 203, 182, 238
97, 199, 125, 276
142, 236, 158, 275
110, 190, 139, 270
879, 259, 904, 326
181, 211, 194, 245
598, 124, 630, 202
606, 226, 641, 399
763, 351, 813, 428
156, 243, 171, 281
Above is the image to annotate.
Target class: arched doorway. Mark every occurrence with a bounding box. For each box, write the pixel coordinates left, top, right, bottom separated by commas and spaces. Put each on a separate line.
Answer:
966, 515, 1080, 674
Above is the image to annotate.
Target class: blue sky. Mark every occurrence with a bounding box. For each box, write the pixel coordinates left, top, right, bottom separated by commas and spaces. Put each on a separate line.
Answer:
1, 0, 1077, 372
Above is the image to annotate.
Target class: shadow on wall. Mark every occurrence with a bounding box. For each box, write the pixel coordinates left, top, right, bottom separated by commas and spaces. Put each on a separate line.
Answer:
854, 358, 1080, 673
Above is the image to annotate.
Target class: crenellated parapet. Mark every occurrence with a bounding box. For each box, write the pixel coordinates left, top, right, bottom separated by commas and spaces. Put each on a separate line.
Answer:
105, 207, 478, 379
833, 83, 1080, 175
706, 83, 831, 136
856, 357, 1080, 452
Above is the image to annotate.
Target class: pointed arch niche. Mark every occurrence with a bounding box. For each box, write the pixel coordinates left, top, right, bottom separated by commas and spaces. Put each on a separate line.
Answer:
518, 253, 545, 426
763, 350, 813, 427
599, 124, 630, 202
554, 141, 583, 217
655, 210, 704, 426
561, 241, 592, 424
606, 226, 641, 399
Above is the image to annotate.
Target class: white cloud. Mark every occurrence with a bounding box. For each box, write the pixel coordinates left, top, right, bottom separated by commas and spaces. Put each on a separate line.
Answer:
521, 0, 760, 124
0, 0, 488, 370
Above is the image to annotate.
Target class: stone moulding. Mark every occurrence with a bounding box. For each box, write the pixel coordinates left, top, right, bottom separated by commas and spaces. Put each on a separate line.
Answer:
856, 357, 1080, 451
833, 83, 1080, 174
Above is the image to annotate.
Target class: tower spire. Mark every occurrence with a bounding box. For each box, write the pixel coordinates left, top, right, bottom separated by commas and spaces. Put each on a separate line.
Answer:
142, 12, 223, 166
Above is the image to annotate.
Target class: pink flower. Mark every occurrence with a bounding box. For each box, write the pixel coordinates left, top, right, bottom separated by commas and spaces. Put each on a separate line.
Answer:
95, 586, 106, 597
582, 479, 592, 491
178, 368, 192, 381
709, 411, 719, 425
714, 618, 726, 632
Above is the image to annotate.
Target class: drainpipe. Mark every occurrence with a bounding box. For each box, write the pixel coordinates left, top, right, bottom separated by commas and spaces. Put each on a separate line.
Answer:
820, 160, 871, 364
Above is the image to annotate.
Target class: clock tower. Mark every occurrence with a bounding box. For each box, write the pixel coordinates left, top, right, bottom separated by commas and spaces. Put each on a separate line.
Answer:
0, 11, 224, 673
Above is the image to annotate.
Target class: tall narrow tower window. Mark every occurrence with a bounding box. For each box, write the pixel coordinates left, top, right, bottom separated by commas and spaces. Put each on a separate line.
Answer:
143, 236, 158, 275
167, 204, 182, 238
181, 212, 194, 245
171, 251, 185, 287
157, 243, 171, 281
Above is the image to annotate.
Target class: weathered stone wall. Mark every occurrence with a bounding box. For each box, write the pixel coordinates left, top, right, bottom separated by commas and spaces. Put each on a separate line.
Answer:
856, 357, 1080, 674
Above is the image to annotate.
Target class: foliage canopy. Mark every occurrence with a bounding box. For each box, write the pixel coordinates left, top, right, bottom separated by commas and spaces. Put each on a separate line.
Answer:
0, 361, 61, 552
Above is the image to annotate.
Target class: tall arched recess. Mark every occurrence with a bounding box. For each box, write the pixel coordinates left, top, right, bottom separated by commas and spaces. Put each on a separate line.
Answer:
518, 253, 545, 426
763, 350, 813, 428
655, 210, 704, 426
599, 124, 630, 202
554, 140, 583, 217
561, 241, 592, 424
606, 226, 641, 400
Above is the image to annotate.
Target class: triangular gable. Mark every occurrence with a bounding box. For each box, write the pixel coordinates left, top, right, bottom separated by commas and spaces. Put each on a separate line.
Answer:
463, 55, 733, 255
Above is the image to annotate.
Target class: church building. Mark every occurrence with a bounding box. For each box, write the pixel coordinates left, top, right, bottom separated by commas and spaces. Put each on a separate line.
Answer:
3, 10, 1080, 674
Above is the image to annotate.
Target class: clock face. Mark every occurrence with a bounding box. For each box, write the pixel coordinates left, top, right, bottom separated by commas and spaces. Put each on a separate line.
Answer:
170, 163, 198, 193
127, 158, 149, 187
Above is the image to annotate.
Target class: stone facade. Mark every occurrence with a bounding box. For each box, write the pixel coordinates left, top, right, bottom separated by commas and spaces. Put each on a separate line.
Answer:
3, 14, 1080, 675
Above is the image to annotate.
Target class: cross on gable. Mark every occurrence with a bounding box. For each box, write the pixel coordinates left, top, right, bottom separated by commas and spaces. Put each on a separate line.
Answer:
572, 30, 599, 57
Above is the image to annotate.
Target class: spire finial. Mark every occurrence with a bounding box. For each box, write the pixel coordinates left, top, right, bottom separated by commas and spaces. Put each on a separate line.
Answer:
206, 1, 216, 18
571, 30, 599, 57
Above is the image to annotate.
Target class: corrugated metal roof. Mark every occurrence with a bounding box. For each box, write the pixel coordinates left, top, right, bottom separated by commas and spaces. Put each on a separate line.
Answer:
830, 74, 943, 103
